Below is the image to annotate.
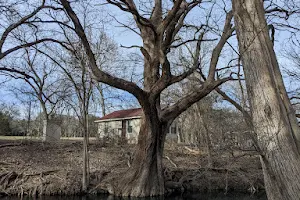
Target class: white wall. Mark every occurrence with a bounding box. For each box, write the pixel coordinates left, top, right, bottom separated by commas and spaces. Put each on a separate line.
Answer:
96, 118, 180, 143
126, 118, 141, 143
42, 120, 61, 142
98, 120, 122, 138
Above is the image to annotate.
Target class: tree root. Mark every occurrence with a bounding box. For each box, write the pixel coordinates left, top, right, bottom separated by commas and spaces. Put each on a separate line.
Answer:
0, 169, 78, 197
163, 156, 177, 168
89, 170, 111, 194
184, 146, 201, 155
0, 171, 18, 189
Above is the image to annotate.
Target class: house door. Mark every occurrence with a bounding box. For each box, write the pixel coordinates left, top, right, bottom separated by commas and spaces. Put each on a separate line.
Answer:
121, 120, 127, 143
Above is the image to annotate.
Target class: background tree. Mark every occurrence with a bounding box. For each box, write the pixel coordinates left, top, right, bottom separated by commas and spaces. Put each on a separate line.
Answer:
0, 109, 12, 136
37, 26, 123, 191
0, 102, 21, 136
283, 40, 300, 119
0, 0, 67, 60
0, 47, 68, 141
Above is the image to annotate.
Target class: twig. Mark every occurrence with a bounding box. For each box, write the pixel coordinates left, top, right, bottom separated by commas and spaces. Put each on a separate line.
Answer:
184, 146, 201, 155
164, 156, 178, 168
24, 170, 59, 177
0, 161, 13, 165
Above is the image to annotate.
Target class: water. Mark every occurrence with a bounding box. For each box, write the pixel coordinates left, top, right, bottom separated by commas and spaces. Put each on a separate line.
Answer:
1, 193, 267, 200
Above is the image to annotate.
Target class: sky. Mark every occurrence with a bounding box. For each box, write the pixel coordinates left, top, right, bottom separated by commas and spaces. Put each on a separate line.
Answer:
0, 0, 299, 119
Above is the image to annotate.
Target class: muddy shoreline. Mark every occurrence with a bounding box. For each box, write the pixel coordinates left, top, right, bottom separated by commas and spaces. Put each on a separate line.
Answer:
0, 140, 264, 197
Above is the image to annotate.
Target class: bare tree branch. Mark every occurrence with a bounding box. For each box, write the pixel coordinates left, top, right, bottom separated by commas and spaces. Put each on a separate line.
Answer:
59, 0, 146, 101
207, 11, 234, 81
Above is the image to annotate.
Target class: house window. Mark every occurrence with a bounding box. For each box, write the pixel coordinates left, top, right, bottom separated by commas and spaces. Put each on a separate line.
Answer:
127, 120, 133, 133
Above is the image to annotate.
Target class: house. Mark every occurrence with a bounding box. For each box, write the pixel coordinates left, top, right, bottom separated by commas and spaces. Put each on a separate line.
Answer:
94, 108, 179, 143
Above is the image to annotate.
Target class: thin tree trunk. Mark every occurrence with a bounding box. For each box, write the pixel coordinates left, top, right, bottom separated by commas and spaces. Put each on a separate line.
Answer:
201, 117, 213, 168
232, 1, 300, 199
82, 111, 90, 192
96, 83, 106, 117
195, 104, 213, 168
42, 109, 49, 141
26, 101, 32, 136
121, 120, 127, 144
82, 129, 89, 192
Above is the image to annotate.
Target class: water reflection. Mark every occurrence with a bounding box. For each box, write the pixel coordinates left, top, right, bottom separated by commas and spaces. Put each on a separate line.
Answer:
2, 193, 267, 200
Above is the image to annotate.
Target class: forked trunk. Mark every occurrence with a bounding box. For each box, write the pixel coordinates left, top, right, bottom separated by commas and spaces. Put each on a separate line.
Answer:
232, 0, 300, 199
111, 110, 170, 197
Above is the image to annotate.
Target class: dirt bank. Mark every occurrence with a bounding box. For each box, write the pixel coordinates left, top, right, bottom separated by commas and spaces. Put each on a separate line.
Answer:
0, 139, 264, 197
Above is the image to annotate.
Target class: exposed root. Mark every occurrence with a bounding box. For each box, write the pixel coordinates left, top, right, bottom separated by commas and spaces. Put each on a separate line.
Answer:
0, 140, 264, 197
0, 171, 18, 189
89, 170, 111, 194
0, 170, 83, 196
184, 146, 201, 155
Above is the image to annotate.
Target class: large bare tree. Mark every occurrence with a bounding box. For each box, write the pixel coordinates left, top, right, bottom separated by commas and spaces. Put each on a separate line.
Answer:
57, 0, 235, 196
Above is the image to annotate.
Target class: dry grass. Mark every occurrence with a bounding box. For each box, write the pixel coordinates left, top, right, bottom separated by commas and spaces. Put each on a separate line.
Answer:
0, 139, 264, 197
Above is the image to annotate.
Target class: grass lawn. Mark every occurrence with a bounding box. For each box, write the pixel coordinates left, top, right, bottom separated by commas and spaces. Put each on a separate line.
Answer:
0, 135, 97, 141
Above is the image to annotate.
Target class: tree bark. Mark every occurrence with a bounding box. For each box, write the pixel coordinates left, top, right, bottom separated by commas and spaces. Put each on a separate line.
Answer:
111, 107, 170, 197
26, 101, 32, 135
81, 101, 90, 192
232, 1, 300, 199
196, 104, 213, 168
96, 83, 106, 117
82, 127, 89, 192
110, 24, 168, 197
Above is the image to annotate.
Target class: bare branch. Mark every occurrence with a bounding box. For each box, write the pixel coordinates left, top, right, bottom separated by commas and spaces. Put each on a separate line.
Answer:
0, 38, 72, 60
59, 0, 146, 101
0, 0, 46, 52
170, 38, 217, 49
161, 77, 232, 121
207, 11, 234, 81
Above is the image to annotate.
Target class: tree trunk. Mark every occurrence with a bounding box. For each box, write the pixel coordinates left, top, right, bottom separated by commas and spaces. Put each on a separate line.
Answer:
41, 105, 50, 141
195, 104, 213, 167
111, 108, 170, 197
82, 108, 90, 192
109, 28, 169, 197
82, 130, 89, 192
26, 101, 32, 136
96, 83, 106, 117
232, 1, 300, 199
121, 120, 127, 144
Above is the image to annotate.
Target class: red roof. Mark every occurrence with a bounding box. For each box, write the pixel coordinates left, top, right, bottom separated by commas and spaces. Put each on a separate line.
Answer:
97, 108, 143, 121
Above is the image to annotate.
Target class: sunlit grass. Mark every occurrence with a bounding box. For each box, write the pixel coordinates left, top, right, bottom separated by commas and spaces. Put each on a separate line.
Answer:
0, 136, 97, 141
0, 136, 35, 140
